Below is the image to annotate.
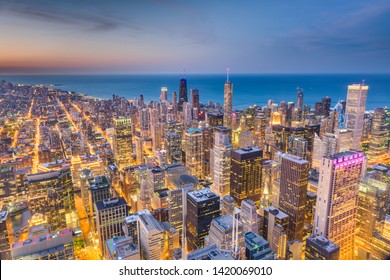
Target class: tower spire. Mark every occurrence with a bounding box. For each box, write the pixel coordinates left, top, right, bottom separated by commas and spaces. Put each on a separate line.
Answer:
226, 67, 230, 82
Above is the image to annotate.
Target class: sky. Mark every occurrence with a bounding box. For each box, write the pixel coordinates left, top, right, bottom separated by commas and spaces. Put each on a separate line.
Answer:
0, 0, 390, 74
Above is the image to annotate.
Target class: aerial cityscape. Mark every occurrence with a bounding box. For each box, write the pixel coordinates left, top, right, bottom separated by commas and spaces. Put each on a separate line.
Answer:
0, 1, 389, 261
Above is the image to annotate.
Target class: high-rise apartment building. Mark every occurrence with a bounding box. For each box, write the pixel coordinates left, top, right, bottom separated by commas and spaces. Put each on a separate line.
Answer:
314, 151, 365, 259
279, 154, 309, 241
186, 189, 220, 251
230, 147, 262, 207
345, 83, 368, 150
113, 117, 133, 170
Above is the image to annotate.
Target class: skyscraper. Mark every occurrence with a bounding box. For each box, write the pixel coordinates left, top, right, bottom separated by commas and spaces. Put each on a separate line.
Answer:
95, 197, 128, 257
279, 154, 309, 241
287, 136, 308, 160
221, 195, 235, 216
208, 214, 245, 257
230, 147, 262, 207
190, 88, 200, 110
211, 131, 233, 198
262, 206, 289, 245
314, 151, 365, 260
178, 78, 188, 112
240, 199, 259, 234
355, 177, 390, 260
322, 97, 331, 117
186, 188, 220, 251
296, 87, 304, 110
345, 83, 368, 150
160, 87, 168, 102
184, 128, 203, 178
0, 211, 11, 260
165, 132, 182, 164
368, 108, 389, 158
172, 91, 178, 117
88, 175, 112, 228
26, 167, 75, 232
137, 210, 164, 260
223, 70, 233, 128
113, 117, 133, 170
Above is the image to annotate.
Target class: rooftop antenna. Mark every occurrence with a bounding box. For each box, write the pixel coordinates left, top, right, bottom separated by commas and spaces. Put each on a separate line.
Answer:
362, 79, 365, 86
182, 67, 186, 79
226, 67, 230, 82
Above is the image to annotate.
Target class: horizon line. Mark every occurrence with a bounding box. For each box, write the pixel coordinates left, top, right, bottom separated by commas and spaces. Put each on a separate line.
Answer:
1, 72, 390, 76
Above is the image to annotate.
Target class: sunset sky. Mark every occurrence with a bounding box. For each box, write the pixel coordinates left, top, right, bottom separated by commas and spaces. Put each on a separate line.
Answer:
0, 0, 389, 74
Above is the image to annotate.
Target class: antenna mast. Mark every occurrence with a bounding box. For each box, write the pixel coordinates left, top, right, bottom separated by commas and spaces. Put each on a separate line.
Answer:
226, 67, 230, 82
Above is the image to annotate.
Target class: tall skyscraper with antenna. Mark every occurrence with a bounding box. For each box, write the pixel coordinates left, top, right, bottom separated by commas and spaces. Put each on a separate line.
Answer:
223, 68, 233, 128
178, 72, 188, 112
296, 87, 304, 110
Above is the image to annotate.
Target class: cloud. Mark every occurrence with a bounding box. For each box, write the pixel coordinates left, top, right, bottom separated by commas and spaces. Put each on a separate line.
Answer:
276, 1, 390, 55
0, 0, 143, 32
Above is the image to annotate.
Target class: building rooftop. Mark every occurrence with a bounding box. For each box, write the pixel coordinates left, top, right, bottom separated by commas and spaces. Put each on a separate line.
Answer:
222, 195, 234, 203
26, 167, 70, 182
106, 236, 138, 260
187, 128, 202, 134
138, 211, 164, 232
264, 206, 288, 220
187, 244, 234, 260
211, 214, 241, 232
154, 188, 169, 198
245, 232, 270, 250
95, 197, 127, 211
281, 153, 309, 164
188, 188, 218, 203
307, 234, 340, 253
89, 175, 110, 190
124, 209, 150, 224
208, 112, 224, 117
233, 146, 262, 155
11, 228, 73, 258
326, 150, 364, 160
149, 166, 164, 173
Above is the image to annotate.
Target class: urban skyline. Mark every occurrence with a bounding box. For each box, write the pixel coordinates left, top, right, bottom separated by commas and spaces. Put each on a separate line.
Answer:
0, 0, 389, 263
0, 73, 389, 260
